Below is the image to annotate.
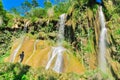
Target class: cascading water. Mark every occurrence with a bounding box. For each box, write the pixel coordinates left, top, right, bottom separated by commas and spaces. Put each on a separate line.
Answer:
25, 40, 39, 64
45, 14, 66, 73
10, 37, 24, 62
45, 46, 65, 73
53, 47, 64, 73
98, 6, 107, 73
10, 22, 29, 62
57, 14, 65, 46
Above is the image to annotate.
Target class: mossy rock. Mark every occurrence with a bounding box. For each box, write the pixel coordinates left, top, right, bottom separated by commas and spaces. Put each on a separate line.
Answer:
48, 32, 57, 40
38, 32, 48, 40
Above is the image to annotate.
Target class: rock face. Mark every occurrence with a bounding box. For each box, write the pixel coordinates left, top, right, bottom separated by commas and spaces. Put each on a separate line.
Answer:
5, 37, 85, 74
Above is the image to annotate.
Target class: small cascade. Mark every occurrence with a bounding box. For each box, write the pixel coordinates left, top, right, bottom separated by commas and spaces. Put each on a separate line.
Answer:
10, 22, 29, 62
98, 6, 107, 73
25, 40, 39, 64
10, 37, 24, 62
45, 46, 65, 72
53, 47, 64, 73
46, 14, 66, 73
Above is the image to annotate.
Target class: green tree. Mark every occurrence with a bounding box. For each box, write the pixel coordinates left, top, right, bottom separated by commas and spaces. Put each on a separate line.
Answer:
10, 8, 20, 15
18, 0, 39, 15
44, 1, 52, 9
0, 1, 3, 15
0, 1, 9, 27
0, 1, 6, 16
20, 0, 32, 15
54, 0, 68, 4
31, 0, 39, 8
27, 8, 46, 18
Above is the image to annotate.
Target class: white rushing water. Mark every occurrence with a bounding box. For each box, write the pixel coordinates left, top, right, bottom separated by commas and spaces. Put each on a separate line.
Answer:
53, 47, 64, 73
45, 46, 65, 72
98, 6, 107, 73
57, 14, 66, 46
10, 37, 24, 62
10, 22, 29, 62
46, 14, 66, 73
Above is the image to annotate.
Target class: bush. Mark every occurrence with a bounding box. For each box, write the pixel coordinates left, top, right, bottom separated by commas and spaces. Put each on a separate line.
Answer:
27, 8, 47, 18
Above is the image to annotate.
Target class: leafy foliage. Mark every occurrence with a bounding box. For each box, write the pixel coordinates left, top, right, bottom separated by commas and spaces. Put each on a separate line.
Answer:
10, 8, 20, 15
0, 63, 30, 80
0, 30, 12, 56
10, 0, 39, 15
0, 1, 9, 27
0, 63, 103, 80
27, 8, 46, 18
44, 1, 52, 9
21, 0, 32, 15
31, 0, 39, 8
0, 1, 6, 16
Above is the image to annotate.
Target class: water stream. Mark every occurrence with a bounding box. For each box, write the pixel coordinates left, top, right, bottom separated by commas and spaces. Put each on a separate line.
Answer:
45, 14, 66, 73
10, 22, 29, 62
98, 6, 107, 73
25, 40, 39, 64
10, 37, 25, 62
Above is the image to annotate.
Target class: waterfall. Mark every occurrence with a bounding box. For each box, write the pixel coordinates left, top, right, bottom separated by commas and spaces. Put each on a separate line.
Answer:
10, 37, 24, 62
98, 6, 107, 73
53, 48, 64, 73
10, 22, 29, 62
57, 14, 66, 45
45, 14, 66, 73
45, 46, 65, 73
